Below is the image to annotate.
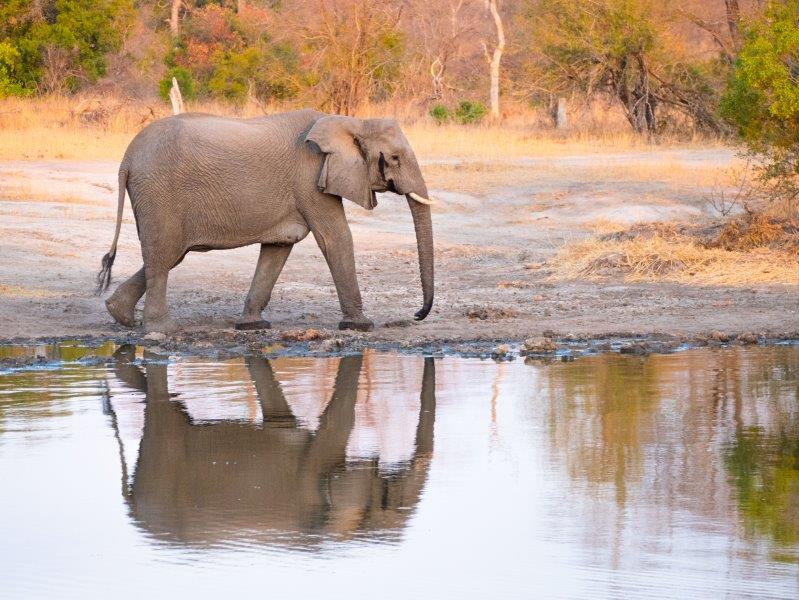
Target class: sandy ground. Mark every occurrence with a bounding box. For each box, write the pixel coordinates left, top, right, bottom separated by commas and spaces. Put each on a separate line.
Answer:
1, 148, 797, 352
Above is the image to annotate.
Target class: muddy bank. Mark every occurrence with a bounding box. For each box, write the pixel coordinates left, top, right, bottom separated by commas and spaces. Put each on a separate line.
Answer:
3, 330, 798, 373
1, 152, 797, 347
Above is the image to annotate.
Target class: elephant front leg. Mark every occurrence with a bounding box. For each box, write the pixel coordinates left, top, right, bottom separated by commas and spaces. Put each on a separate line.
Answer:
235, 244, 293, 330
306, 201, 374, 332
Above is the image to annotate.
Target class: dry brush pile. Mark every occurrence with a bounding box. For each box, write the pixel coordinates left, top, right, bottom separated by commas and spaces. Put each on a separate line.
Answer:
550, 214, 799, 286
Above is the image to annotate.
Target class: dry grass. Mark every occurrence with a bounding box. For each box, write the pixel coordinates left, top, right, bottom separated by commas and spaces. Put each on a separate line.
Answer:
0, 284, 63, 299
0, 94, 724, 162
405, 121, 657, 159
576, 161, 740, 187
0, 180, 99, 205
714, 213, 799, 254
550, 231, 799, 285
422, 158, 734, 196
422, 162, 546, 195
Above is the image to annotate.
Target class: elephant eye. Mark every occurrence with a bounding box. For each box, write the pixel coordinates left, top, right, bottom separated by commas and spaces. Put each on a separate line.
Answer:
391, 154, 400, 164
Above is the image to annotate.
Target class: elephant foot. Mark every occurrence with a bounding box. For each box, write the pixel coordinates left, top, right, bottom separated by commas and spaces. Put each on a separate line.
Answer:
105, 295, 136, 327
144, 316, 179, 335
339, 317, 374, 332
235, 319, 271, 331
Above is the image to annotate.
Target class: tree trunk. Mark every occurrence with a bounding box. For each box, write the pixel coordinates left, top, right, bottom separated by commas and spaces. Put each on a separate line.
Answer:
170, 0, 181, 39
616, 55, 657, 136
724, 0, 742, 54
486, 0, 505, 120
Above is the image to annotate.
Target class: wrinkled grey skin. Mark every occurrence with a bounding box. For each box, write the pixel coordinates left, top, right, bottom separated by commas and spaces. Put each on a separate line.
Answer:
98, 109, 434, 333
105, 346, 436, 546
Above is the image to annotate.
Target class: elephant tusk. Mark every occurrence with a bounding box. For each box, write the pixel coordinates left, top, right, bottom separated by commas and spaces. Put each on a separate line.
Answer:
408, 192, 436, 205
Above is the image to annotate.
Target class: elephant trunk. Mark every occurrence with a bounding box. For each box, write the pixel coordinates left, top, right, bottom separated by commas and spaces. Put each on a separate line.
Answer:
406, 186, 434, 321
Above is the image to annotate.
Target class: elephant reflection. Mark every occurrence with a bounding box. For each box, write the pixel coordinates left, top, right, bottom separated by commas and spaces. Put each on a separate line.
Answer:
108, 347, 436, 546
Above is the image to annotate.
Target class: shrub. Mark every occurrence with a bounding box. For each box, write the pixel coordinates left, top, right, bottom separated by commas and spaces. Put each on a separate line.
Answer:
429, 103, 450, 125
0, 41, 29, 98
207, 45, 300, 103
158, 67, 197, 102
0, 0, 134, 94
454, 100, 487, 125
720, 1, 799, 216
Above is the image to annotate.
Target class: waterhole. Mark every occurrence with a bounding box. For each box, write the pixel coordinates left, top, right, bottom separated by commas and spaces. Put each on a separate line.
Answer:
1, 344, 797, 598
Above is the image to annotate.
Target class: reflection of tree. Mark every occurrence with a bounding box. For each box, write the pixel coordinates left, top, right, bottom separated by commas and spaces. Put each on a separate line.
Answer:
106, 346, 436, 548
540, 346, 799, 561
726, 428, 799, 549
543, 354, 660, 506
0, 341, 116, 432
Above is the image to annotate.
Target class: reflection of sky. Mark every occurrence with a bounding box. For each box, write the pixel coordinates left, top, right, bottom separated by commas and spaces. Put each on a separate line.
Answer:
0, 348, 798, 599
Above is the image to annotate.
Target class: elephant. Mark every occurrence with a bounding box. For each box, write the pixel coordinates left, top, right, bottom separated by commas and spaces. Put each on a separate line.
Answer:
96, 109, 435, 334
104, 346, 436, 547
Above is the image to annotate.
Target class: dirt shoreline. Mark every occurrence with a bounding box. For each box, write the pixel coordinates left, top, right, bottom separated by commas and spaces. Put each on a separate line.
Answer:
2, 330, 798, 372
1, 151, 797, 352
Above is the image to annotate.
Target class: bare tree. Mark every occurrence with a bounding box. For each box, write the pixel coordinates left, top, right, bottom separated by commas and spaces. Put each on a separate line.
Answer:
299, 0, 404, 115
483, 0, 505, 119
679, 0, 745, 64
409, 0, 480, 100
39, 45, 76, 94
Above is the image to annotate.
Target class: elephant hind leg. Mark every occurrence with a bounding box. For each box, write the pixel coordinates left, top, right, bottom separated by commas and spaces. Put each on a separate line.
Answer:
236, 243, 293, 330
106, 267, 146, 327
143, 268, 177, 334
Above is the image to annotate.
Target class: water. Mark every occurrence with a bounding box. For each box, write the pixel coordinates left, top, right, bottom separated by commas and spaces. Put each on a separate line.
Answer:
1, 344, 798, 599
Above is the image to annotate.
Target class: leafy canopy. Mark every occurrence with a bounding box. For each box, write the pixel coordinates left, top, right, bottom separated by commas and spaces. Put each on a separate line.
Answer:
721, 0, 799, 213
721, 0, 799, 152
0, 0, 133, 96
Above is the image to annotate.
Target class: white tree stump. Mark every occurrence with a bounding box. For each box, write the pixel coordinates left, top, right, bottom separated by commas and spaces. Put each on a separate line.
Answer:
555, 97, 567, 130
169, 77, 184, 115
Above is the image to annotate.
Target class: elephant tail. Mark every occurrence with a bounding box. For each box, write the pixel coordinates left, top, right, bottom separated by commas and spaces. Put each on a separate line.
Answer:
96, 166, 129, 295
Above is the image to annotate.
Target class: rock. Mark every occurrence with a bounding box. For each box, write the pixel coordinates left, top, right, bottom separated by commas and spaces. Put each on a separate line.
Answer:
708, 331, 730, 343
522, 336, 557, 355
619, 340, 681, 355
383, 319, 412, 328
320, 338, 345, 352
282, 328, 327, 342
497, 280, 532, 289
736, 332, 760, 345
465, 306, 519, 320
619, 342, 650, 356
491, 344, 511, 359
144, 332, 166, 342
491, 344, 515, 362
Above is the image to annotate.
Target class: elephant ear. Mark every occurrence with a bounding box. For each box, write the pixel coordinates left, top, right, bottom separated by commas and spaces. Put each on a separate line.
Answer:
305, 116, 376, 210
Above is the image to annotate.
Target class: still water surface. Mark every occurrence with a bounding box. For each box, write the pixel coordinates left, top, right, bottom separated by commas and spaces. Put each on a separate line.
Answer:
1, 345, 798, 599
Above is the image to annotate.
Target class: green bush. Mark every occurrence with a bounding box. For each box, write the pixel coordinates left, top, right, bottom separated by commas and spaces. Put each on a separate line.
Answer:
429, 103, 450, 125
0, 0, 134, 94
207, 45, 300, 103
454, 100, 487, 125
158, 67, 197, 102
720, 0, 799, 214
0, 40, 29, 98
